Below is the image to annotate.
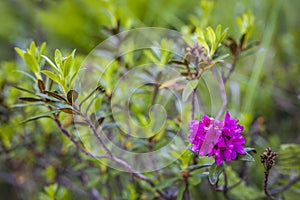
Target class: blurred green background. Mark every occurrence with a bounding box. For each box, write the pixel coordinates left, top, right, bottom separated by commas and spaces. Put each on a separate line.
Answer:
1, 0, 300, 199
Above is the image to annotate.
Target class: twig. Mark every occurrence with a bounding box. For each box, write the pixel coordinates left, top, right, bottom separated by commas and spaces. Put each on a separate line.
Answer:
151, 83, 159, 105
263, 169, 275, 200
214, 167, 235, 200
151, 72, 161, 106
183, 181, 191, 200
78, 111, 171, 199
222, 168, 231, 200
214, 168, 245, 200
182, 171, 191, 200
223, 50, 240, 84
52, 113, 109, 160
227, 177, 244, 190
270, 175, 300, 195
80, 113, 113, 157
79, 86, 104, 110
196, 62, 216, 79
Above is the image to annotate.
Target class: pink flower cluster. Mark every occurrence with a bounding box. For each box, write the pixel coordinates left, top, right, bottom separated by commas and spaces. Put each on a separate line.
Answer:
189, 112, 246, 165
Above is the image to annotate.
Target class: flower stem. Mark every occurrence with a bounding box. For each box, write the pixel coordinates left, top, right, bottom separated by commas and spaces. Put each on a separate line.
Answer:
263, 169, 275, 200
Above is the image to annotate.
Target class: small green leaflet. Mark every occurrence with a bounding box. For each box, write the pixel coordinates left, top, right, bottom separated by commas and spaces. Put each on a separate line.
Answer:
20, 110, 61, 124
208, 163, 223, 185
182, 79, 199, 101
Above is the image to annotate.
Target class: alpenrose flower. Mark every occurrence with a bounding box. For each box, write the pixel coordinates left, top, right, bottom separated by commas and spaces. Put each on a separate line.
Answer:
189, 112, 246, 165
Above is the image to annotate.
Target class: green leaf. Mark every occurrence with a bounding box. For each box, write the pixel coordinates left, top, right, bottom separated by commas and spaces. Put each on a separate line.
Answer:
57, 187, 70, 200
177, 150, 193, 168
96, 117, 105, 127
71, 49, 76, 57
38, 42, 47, 63
101, 122, 119, 130
236, 11, 254, 38
197, 25, 228, 58
278, 143, 300, 171
37, 93, 64, 103
219, 29, 228, 43
19, 97, 43, 102
15, 47, 25, 59
55, 49, 63, 67
190, 79, 199, 89
20, 110, 60, 124
14, 70, 36, 81
69, 71, 79, 86
41, 55, 60, 72
63, 55, 73, 77
86, 176, 101, 189
13, 86, 35, 94
29, 41, 37, 57
215, 24, 222, 39
206, 26, 216, 46
41, 70, 62, 86
197, 36, 209, 54
237, 17, 243, 33
144, 50, 160, 63
45, 183, 58, 197
90, 113, 96, 122
215, 25, 228, 45
208, 163, 223, 184
238, 152, 255, 162
42, 165, 56, 182
155, 176, 181, 190
12, 102, 44, 108
44, 91, 68, 103
244, 147, 257, 153
39, 42, 47, 56
182, 79, 199, 101
212, 53, 230, 62
24, 52, 39, 74
186, 163, 212, 171
67, 89, 78, 103
59, 108, 78, 114
188, 175, 202, 186
176, 185, 185, 200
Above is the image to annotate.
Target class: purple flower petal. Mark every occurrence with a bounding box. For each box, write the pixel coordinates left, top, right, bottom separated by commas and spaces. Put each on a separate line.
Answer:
188, 112, 246, 165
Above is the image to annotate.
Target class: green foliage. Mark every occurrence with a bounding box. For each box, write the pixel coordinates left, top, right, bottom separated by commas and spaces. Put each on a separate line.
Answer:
236, 147, 256, 162
15, 41, 46, 79
38, 184, 70, 200
278, 143, 300, 172
143, 38, 174, 66
188, 0, 215, 29
196, 25, 228, 59
222, 166, 263, 200
236, 11, 255, 42
41, 49, 77, 93
42, 165, 56, 183
0, 124, 14, 149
